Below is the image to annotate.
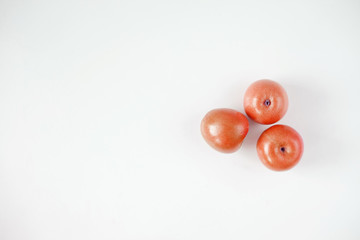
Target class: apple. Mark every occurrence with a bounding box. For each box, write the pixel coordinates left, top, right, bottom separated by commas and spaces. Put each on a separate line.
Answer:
244, 79, 288, 124
201, 108, 249, 153
257, 125, 304, 171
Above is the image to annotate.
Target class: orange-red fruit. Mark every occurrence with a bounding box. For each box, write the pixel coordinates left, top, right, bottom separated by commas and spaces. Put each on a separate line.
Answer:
257, 125, 304, 171
201, 108, 249, 153
244, 79, 288, 124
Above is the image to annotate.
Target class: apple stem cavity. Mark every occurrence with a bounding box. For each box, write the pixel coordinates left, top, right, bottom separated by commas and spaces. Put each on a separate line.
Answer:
280, 147, 286, 153
264, 99, 271, 107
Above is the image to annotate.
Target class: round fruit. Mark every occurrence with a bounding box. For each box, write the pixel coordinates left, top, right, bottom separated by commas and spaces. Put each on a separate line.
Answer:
257, 125, 304, 171
244, 79, 288, 124
201, 108, 249, 153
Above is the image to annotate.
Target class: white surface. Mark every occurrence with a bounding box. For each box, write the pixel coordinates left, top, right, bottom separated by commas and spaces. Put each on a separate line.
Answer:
1, 0, 360, 239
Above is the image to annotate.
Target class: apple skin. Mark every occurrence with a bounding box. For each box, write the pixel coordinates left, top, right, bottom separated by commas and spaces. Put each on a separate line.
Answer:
257, 125, 304, 171
244, 79, 288, 124
201, 108, 249, 153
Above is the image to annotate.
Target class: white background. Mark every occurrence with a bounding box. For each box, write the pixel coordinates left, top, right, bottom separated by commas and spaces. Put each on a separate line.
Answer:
1, 0, 360, 239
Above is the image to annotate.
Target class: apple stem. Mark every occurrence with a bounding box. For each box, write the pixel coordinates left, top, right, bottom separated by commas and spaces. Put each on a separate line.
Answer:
280, 147, 285, 153
264, 99, 271, 107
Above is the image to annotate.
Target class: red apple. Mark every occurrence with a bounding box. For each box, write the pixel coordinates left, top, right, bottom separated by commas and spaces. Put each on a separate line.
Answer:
257, 125, 304, 171
201, 108, 249, 153
244, 79, 288, 124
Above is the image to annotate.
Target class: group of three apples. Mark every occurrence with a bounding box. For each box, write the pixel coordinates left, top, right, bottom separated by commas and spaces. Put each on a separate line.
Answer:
201, 79, 304, 171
